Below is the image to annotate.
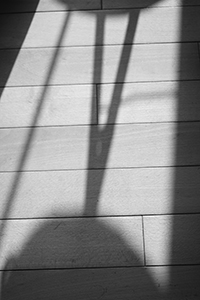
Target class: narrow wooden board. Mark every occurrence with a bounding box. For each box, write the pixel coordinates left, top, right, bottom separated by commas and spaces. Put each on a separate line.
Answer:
1, 167, 200, 218
0, 0, 101, 13
0, 85, 96, 127
0, 122, 199, 171
1, 43, 199, 87
103, 0, 200, 9
98, 81, 200, 124
1, 7, 200, 49
144, 214, 200, 265
1, 266, 200, 299
0, 217, 143, 270
2, 81, 200, 128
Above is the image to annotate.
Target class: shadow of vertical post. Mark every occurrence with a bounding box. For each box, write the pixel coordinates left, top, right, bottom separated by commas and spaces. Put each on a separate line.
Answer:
84, 12, 139, 216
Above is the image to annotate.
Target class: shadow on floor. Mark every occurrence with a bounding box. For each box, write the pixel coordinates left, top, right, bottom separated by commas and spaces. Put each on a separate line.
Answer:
1, 215, 159, 299
1, 0, 200, 299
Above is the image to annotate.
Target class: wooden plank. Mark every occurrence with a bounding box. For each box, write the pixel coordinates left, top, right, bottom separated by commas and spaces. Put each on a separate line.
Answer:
0, 85, 96, 127
0, 0, 101, 13
3, 80, 200, 128
1, 167, 200, 218
0, 217, 143, 270
98, 81, 200, 124
0, 122, 200, 171
1, 44, 199, 87
2, 7, 200, 49
144, 214, 200, 265
103, 0, 200, 9
1, 266, 200, 299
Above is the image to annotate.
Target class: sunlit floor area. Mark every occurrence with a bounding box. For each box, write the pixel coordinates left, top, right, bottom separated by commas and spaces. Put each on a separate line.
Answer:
0, 0, 200, 299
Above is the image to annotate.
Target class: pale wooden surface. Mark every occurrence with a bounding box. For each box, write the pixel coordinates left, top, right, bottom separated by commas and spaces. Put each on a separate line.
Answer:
1, 43, 200, 87
1, 81, 200, 127
0, 85, 96, 127
0, 123, 199, 171
1, 167, 199, 218
1, 0, 200, 298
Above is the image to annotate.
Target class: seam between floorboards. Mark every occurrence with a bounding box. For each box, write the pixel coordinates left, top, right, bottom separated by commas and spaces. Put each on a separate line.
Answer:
2, 212, 200, 221
0, 164, 200, 174
2, 263, 200, 272
142, 216, 147, 267
1, 41, 200, 51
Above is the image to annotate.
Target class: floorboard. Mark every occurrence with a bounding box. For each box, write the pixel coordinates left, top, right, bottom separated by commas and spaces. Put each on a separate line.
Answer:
103, 0, 200, 9
144, 214, 200, 265
0, 85, 96, 127
1, 44, 199, 87
1, 266, 200, 299
0, 122, 199, 171
0, 167, 200, 218
0, 217, 143, 270
98, 81, 200, 124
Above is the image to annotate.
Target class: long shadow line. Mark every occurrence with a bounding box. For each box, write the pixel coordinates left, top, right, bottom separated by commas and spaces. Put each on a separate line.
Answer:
0, 11, 71, 252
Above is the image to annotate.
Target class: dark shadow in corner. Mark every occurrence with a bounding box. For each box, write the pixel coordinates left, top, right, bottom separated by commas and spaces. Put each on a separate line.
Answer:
0, 0, 39, 92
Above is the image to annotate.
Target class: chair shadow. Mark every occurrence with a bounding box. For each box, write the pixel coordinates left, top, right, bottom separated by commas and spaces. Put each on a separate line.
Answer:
1, 0, 200, 299
0, 1, 162, 298
1, 215, 159, 300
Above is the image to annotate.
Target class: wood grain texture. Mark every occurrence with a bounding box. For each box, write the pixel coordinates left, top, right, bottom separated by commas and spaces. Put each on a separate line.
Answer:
0, 122, 199, 171
1, 266, 200, 299
0, 0, 101, 13
1, 44, 199, 87
103, 0, 200, 9
144, 214, 200, 265
0, 217, 143, 270
1, 167, 200, 218
0, 85, 96, 127
98, 81, 200, 124
2, 80, 200, 128
1, 7, 200, 49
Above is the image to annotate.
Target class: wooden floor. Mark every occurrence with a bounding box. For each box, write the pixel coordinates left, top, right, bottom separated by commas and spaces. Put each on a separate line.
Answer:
0, 0, 200, 299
